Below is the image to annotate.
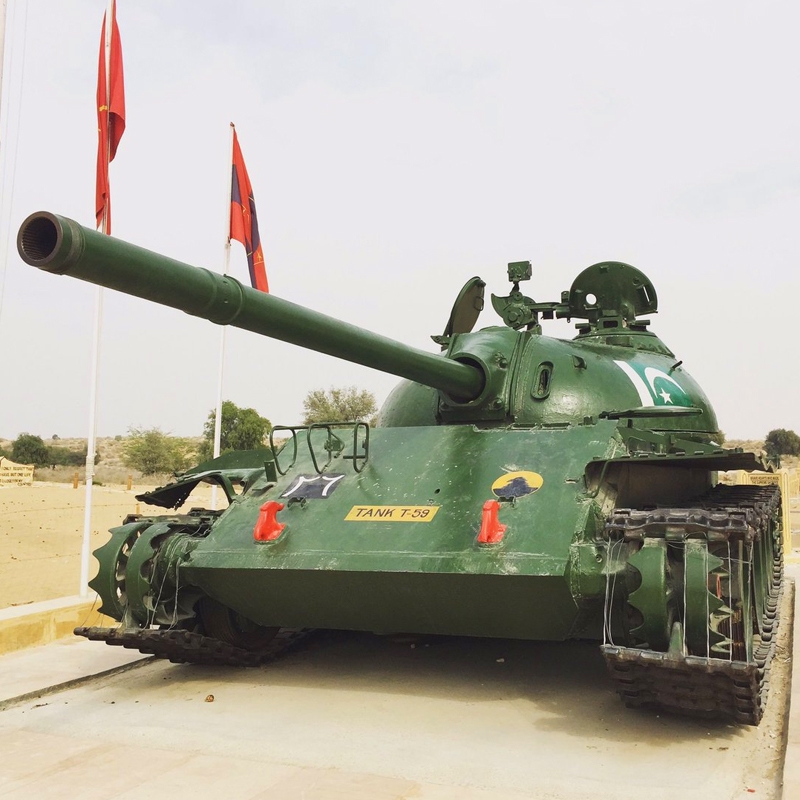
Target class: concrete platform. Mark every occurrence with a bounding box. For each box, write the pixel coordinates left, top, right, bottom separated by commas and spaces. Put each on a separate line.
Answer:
0, 578, 795, 800
0, 594, 152, 710
0, 636, 148, 710
0, 595, 115, 656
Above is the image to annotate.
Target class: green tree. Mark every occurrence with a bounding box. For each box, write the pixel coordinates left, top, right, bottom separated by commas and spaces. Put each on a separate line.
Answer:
123, 427, 193, 475
764, 429, 800, 458
200, 400, 272, 460
12, 434, 49, 466
302, 386, 378, 425
46, 445, 89, 469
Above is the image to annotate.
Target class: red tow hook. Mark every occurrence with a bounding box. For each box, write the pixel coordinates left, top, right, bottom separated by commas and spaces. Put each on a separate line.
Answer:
477, 499, 506, 544
253, 500, 286, 542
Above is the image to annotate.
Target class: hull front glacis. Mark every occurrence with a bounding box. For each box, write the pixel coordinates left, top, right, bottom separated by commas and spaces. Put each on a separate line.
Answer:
182, 423, 617, 641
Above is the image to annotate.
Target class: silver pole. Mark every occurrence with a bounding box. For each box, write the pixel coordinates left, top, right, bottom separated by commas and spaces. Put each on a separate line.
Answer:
80, 0, 114, 597
211, 122, 235, 510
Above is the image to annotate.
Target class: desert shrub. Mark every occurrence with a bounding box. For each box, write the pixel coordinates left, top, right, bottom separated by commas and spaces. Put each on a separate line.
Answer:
200, 400, 272, 460
764, 429, 800, 458
46, 445, 89, 468
302, 386, 377, 425
12, 434, 49, 466
123, 427, 193, 475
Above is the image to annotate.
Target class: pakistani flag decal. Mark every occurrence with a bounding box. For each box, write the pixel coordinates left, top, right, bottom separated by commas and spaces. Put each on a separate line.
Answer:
614, 360, 692, 407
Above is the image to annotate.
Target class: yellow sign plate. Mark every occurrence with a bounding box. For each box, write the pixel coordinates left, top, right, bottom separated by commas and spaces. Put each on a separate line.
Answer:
345, 505, 440, 522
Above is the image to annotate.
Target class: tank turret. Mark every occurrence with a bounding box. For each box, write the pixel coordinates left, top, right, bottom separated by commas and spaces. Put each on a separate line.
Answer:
17, 211, 785, 726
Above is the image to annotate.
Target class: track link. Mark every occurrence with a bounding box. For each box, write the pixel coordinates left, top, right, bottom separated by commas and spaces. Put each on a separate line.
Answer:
74, 625, 313, 667
601, 484, 783, 725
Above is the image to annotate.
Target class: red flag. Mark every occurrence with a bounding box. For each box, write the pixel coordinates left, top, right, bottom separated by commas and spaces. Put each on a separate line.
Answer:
95, 2, 126, 232
230, 128, 268, 293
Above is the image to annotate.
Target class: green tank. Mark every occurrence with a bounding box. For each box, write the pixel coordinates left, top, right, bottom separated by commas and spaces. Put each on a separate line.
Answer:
18, 211, 784, 724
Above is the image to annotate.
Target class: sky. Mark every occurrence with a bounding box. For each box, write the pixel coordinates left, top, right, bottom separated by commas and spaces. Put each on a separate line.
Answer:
0, 0, 798, 441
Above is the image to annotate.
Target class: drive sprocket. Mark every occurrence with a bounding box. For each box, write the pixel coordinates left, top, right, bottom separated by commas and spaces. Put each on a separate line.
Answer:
88, 519, 154, 619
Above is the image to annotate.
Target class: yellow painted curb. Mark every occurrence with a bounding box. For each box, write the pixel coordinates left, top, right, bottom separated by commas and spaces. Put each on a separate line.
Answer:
0, 596, 114, 655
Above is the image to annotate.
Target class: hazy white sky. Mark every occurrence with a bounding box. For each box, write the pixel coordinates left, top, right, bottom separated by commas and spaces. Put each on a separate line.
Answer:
0, 1, 797, 440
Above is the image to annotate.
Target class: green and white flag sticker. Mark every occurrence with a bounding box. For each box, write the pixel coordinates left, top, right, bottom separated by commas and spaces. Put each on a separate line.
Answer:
614, 360, 692, 407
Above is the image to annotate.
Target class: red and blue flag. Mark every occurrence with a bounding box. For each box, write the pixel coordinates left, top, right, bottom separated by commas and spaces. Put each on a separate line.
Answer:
230, 129, 268, 293
95, 1, 126, 232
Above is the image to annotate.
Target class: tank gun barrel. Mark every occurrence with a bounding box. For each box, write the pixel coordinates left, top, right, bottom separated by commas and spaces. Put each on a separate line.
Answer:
17, 212, 484, 401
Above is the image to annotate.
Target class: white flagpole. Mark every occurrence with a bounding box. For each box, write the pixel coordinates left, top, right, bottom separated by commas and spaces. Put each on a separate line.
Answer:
80, 0, 113, 597
80, 289, 103, 597
210, 122, 235, 510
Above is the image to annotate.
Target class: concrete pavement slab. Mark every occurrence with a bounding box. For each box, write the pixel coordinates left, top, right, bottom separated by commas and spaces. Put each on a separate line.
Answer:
0, 563, 794, 799
0, 634, 148, 707
0, 605, 791, 800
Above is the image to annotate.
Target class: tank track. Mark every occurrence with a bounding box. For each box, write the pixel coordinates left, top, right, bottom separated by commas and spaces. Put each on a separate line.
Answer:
74, 625, 312, 667
601, 484, 783, 725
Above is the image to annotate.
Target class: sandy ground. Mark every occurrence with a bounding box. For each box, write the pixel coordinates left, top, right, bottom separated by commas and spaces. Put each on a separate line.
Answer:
0, 482, 214, 610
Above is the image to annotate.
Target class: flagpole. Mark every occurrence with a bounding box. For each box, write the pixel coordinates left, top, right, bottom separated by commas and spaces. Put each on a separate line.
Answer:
80, 0, 114, 597
211, 122, 235, 511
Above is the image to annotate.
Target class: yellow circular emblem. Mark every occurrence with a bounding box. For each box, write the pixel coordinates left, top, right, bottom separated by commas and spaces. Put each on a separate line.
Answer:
491, 471, 544, 499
